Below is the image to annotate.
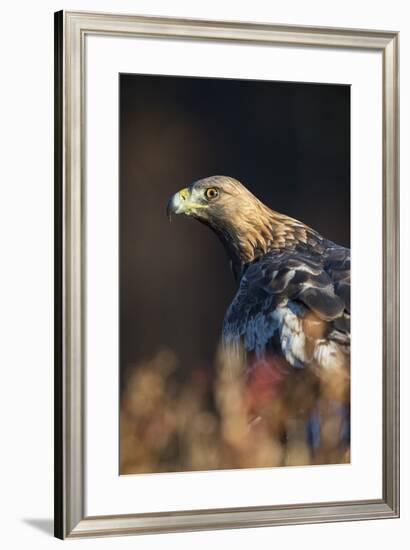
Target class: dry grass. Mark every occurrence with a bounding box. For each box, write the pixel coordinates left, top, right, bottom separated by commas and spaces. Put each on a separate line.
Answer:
120, 347, 349, 475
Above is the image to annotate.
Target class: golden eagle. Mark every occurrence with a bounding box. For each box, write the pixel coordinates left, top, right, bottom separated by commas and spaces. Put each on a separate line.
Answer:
167, 176, 350, 461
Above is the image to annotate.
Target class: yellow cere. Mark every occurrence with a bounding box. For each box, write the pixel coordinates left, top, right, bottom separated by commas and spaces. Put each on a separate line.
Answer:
178, 187, 209, 210
179, 188, 190, 201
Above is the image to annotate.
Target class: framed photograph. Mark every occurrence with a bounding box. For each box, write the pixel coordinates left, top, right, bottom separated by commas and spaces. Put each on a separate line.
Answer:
54, 11, 399, 539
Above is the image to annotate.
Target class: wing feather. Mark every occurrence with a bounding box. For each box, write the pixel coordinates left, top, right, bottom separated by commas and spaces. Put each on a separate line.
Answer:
222, 246, 350, 370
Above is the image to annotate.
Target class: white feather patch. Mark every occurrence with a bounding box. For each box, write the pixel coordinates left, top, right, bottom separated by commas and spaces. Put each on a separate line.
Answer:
274, 303, 307, 367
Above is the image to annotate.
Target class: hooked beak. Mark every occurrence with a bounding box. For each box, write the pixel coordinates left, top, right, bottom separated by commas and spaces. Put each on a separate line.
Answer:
166, 188, 190, 221
166, 187, 208, 221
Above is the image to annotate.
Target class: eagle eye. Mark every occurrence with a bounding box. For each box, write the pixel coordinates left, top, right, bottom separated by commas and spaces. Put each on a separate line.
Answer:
205, 187, 219, 200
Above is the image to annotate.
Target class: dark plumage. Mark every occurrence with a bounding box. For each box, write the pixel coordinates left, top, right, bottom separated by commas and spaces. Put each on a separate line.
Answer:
167, 176, 350, 459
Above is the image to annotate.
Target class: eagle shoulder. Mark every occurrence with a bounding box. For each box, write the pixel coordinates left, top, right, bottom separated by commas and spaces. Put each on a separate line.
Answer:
222, 246, 350, 370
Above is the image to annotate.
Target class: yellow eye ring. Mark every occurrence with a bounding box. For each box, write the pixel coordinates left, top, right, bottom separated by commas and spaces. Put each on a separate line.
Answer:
205, 187, 218, 199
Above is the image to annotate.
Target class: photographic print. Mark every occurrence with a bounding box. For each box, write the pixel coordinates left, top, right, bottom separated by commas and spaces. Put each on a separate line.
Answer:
119, 74, 350, 475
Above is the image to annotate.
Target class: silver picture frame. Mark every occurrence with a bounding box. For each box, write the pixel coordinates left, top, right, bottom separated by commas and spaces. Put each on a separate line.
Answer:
54, 10, 400, 539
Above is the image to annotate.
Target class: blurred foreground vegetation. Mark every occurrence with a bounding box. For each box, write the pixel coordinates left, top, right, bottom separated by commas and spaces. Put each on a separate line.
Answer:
120, 348, 349, 474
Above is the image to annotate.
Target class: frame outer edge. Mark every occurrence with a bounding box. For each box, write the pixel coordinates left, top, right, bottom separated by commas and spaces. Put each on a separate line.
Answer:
54, 10, 64, 540
65, 10, 398, 46
66, 9, 86, 538
382, 33, 400, 517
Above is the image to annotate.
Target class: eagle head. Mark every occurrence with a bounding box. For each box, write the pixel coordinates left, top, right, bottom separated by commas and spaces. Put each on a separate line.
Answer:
167, 175, 314, 267
166, 176, 254, 224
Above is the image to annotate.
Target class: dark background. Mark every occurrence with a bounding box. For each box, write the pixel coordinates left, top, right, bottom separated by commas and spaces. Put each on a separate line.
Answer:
120, 74, 350, 386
